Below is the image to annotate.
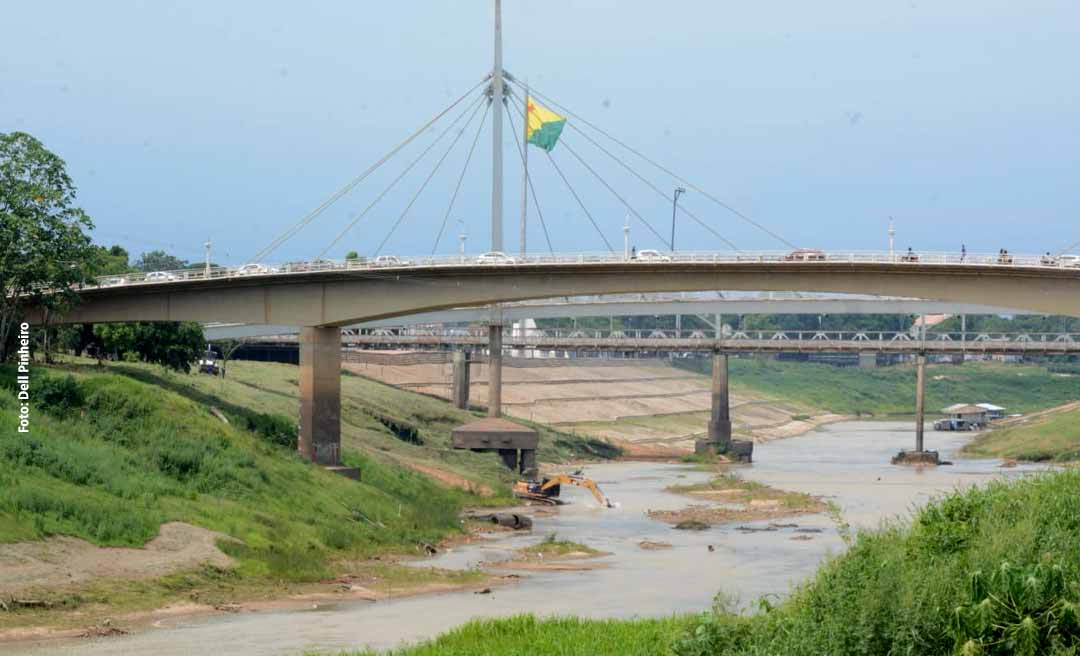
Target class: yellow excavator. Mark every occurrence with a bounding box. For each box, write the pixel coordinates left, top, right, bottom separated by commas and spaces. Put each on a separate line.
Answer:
513, 472, 614, 508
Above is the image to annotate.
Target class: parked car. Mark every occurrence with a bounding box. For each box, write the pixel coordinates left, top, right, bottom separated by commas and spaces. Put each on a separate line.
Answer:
635, 249, 671, 262
233, 263, 269, 276
475, 251, 516, 264
144, 271, 177, 282
784, 248, 826, 262
373, 255, 410, 267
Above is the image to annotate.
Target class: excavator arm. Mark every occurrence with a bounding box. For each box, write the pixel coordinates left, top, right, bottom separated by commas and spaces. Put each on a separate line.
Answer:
540, 474, 613, 508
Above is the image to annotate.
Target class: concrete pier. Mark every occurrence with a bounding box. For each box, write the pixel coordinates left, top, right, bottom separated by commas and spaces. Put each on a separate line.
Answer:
695, 352, 753, 462
915, 352, 926, 452
891, 352, 939, 465
488, 324, 503, 417
858, 352, 878, 368
451, 350, 471, 409
708, 352, 732, 447
298, 327, 359, 478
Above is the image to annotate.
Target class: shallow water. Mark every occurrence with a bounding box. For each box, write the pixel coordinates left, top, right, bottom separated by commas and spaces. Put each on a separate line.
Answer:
9, 421, 1043, 656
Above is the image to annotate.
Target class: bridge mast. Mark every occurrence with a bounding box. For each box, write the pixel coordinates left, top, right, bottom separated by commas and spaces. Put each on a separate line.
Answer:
490, 0, 505, 252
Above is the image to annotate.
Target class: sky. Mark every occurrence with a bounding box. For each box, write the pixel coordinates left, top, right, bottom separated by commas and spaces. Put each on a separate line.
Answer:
3, 1, 1079, 265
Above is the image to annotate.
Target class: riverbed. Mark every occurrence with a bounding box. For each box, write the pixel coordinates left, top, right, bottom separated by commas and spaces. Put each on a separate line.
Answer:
8, 421, 1043, 656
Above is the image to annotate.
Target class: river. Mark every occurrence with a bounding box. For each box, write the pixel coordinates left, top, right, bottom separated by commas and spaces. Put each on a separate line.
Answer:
8, 421, 1043, 656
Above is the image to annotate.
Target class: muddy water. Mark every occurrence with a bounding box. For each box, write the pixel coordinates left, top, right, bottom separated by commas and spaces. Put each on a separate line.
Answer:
11, 421, 1043, 656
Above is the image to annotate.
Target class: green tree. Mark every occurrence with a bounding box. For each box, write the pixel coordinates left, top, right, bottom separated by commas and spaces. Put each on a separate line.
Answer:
345, 250, 359, 260
93, 322, 205, 372
0, 131, 95, 361
134, 249, 188, 272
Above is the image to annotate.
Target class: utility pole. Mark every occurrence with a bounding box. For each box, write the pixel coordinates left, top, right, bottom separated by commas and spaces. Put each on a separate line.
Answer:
671, 187, 686, 252
204, 237, 211, 277
623, 214, 630, 260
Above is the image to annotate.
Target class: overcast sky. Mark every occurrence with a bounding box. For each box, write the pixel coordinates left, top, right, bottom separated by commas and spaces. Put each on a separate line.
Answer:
4, 1, 1078, 264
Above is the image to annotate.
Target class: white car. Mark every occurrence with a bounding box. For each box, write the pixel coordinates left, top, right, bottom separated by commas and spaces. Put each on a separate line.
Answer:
1060, 255, 1080, 269
475, 251, 516, 265
373, 255, 410, 267
233, 263, 269, 276
101, 276, 128, 287
144, 271, 177, 282
635, 249, 671, 262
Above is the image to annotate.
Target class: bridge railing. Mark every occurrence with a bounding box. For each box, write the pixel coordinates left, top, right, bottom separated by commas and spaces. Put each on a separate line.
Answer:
357, 327, 1079, 345
83, 250, 1080, 290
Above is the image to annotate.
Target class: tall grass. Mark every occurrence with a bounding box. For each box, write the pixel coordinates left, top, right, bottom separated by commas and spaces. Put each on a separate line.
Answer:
0, 364, 488, 581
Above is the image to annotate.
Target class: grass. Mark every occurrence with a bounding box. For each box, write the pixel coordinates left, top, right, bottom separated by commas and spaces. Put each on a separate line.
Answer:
0, 358, 618, 626
521, 533, 600, 557
668, 473, 822, 512
328, 615, 694, 656
962, 406, 1080, 462
675, 358, 1080, 417
331, 470, 1080, 656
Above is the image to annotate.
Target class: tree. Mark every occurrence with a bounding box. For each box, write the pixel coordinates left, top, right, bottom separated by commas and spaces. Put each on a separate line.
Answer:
345, 250, 359, 260
0, 132, 95, 361
93, 322, 206, 372
134, 249, 188, 272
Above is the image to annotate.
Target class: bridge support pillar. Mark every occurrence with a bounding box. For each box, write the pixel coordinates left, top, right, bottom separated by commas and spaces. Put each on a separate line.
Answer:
488, 324, 503, 417
452, 351, 471, 409
298, 327, 359, 479
695, 352, 753, 462
915, 353, 926, 452
858, 352, 877, 368
891, 352, 939, 466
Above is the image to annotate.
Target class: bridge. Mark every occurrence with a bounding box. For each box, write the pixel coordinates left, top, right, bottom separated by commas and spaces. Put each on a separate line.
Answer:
30, 252, 1080, 327
25, 0, 1080, 471
271, 328, 1080, 355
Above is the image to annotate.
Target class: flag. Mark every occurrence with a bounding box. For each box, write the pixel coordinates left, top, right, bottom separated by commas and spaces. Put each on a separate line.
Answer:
525, 96, 566, 152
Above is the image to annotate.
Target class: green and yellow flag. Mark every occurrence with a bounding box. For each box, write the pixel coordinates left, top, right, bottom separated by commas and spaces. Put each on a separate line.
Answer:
525, 96, 566, 152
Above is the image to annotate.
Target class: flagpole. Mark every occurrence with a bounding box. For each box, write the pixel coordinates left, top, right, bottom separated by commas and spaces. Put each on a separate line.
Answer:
519, 81, 529, 258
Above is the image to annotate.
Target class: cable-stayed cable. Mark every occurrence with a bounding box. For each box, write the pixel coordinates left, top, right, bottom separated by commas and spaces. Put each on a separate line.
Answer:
505, 87, 669, 250
251, 75, 490, 263
373, 97, 488, 256
432, 103, 490, 255
503, 102, 555, 254
544, 151, 615, 252
506, 76, 796, 250
565, 122, 734, 250
316, 93, 486, 259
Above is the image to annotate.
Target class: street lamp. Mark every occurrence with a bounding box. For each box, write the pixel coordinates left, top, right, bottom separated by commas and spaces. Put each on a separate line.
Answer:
671, 187, 686, 253
457, 220, 467, 261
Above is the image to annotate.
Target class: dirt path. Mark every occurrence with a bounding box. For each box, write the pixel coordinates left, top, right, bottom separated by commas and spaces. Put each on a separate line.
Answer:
0, 523, 233, 595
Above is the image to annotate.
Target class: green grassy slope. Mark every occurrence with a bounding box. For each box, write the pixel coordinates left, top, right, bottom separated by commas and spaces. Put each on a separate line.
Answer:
0, 360, 615, 588
332, 470, 1080, 656
676, 358, 1080, 416
963, 406, 1080, 461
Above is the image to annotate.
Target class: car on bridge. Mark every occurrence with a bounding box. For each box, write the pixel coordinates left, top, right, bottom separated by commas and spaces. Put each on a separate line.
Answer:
1060, 255, 1080, 269
784, 248, 826, 262
144, 271, 177, 282
100, 276, 128, 287
374, 255, 411, 267
475, 251, 516, 265
635, 249, 671, 262
233, 263, 270, 276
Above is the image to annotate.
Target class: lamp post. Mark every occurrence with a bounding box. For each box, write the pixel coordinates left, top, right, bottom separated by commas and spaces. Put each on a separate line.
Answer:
671, 187, 686, 253
457, 220, 467, 262
623, 214, 630, 260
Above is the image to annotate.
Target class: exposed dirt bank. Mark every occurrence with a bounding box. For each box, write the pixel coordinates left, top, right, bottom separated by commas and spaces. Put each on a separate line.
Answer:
0, 523, 232, 596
